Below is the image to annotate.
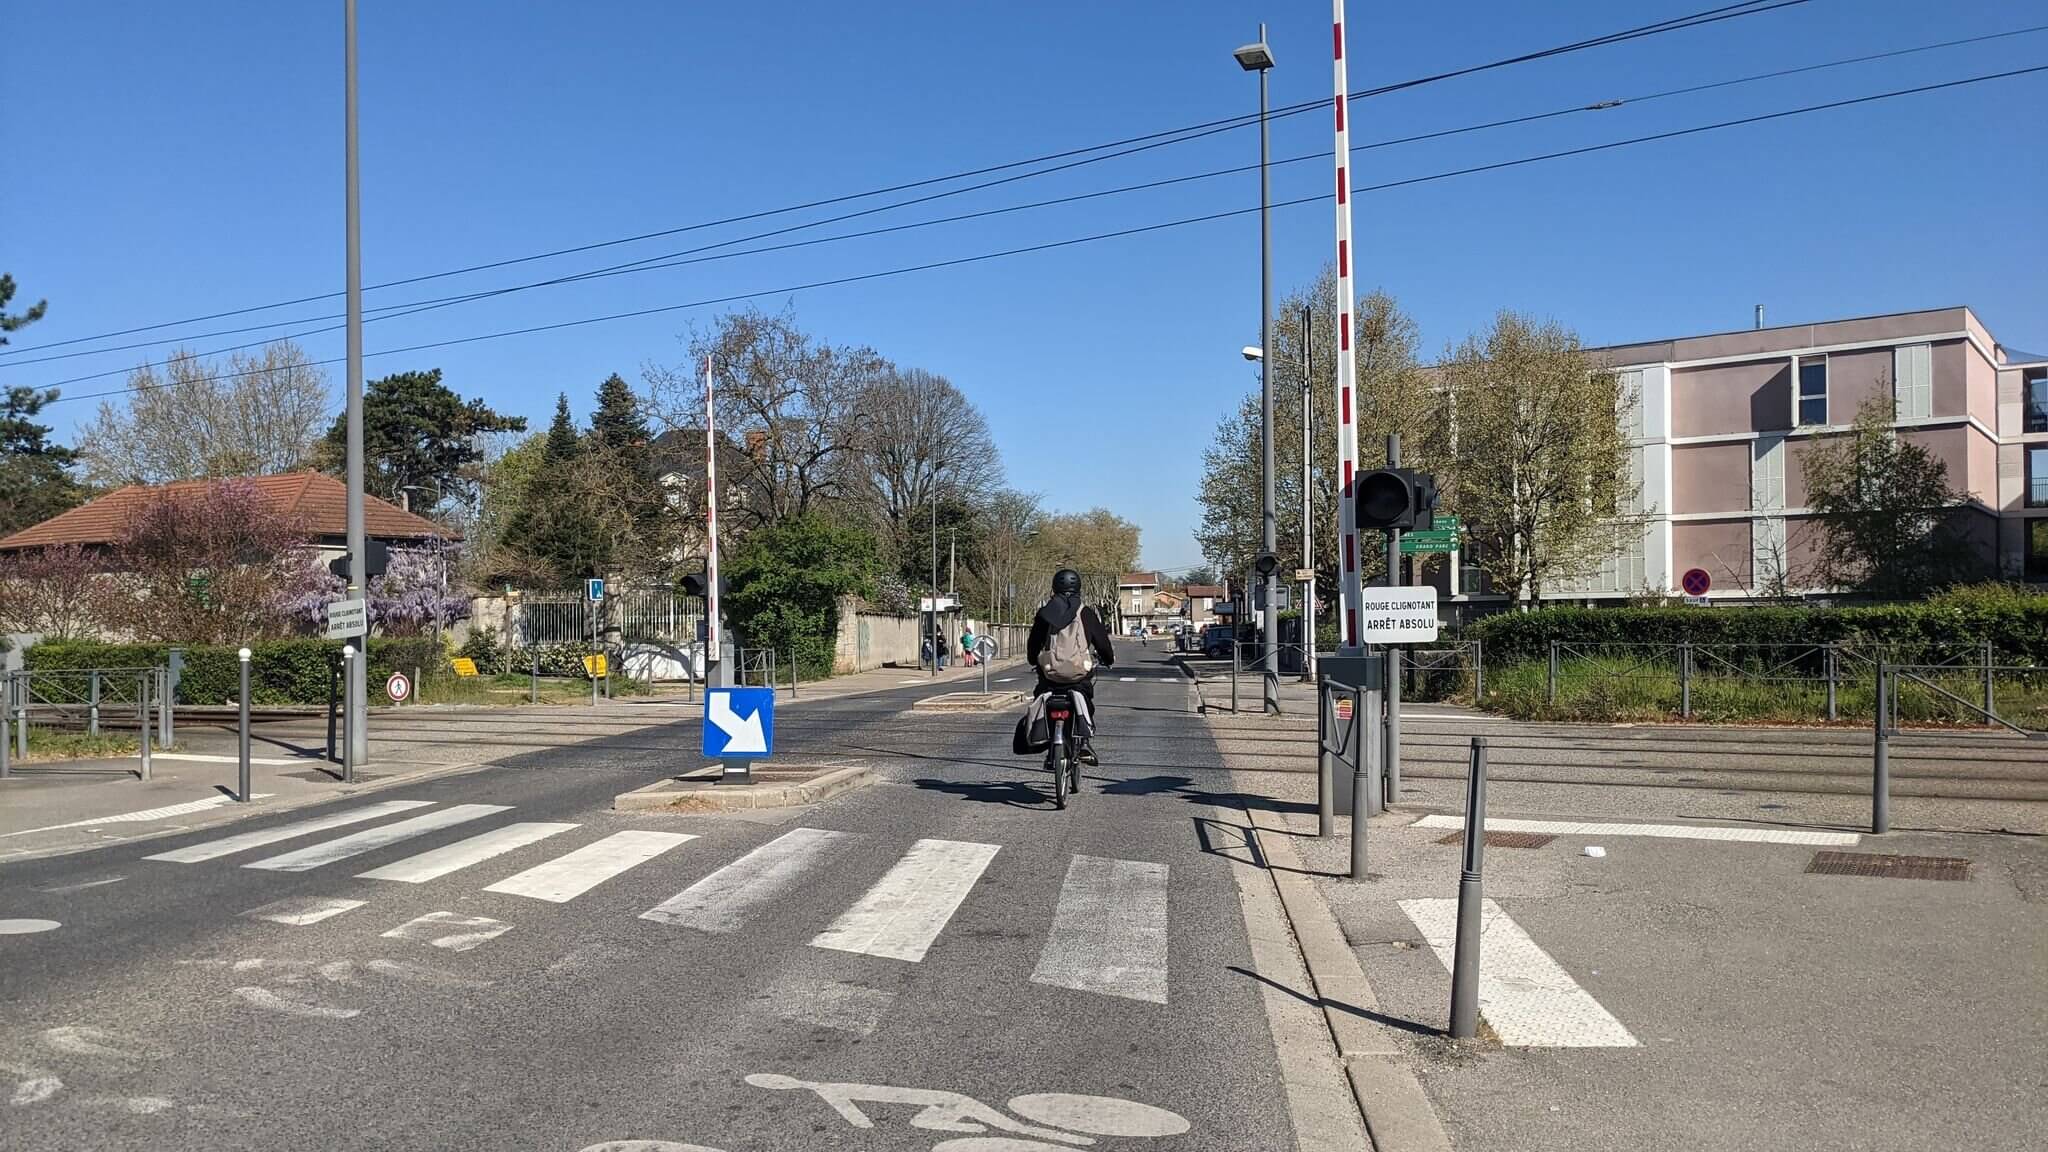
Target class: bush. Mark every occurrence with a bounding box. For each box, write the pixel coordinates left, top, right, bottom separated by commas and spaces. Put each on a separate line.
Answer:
26, 637, 449, 706
1468, 586, 2048, 668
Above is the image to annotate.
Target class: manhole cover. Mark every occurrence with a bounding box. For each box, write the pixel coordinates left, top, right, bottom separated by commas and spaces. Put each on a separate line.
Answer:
1805, 851, 1971, 882
1435, 831, 1556, 849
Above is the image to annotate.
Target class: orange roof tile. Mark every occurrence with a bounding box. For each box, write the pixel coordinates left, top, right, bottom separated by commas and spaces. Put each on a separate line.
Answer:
0, 472, 455, 551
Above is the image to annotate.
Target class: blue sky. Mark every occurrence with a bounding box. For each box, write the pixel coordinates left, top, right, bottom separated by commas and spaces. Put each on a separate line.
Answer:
5, 1, 2044, 573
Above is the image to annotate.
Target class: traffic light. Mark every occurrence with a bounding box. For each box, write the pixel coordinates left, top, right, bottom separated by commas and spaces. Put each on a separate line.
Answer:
680, 570, 711, 598
327, 540, 390, 583
1355, 468, 1438, 530
1253, 551, 1280, 579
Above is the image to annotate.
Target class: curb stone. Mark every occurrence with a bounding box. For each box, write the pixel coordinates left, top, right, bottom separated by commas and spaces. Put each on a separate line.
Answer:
612, 764, 874, 812
1242, 797, 1454, 1152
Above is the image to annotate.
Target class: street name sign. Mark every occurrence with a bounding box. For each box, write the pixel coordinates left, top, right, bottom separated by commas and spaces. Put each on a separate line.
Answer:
1358, 586, 1441, 644
324, 597, 367, 639
703, 687, 774, 758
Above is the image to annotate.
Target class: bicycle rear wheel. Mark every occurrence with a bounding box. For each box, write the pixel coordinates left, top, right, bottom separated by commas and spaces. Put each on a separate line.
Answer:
1051, 722, 1069, 809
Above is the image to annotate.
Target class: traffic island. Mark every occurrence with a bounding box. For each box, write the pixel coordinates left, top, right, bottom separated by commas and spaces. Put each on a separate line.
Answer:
911, 691, 1027, 713
612, 763, 874, 812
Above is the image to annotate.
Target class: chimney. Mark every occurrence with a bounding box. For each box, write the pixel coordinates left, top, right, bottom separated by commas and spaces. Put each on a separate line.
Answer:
1754, 304, 1765, 330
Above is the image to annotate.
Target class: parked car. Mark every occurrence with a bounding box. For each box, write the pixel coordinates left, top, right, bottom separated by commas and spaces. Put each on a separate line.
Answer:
1200, 624, 1236, 659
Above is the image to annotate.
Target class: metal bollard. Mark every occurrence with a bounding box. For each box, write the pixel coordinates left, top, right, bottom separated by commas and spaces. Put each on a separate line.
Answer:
89, 669, 101, 738
341, 645, 357, 784
13, 672, 25, 761
1, 675, 11, 779
1680, 641, 1692, 719
237, 648, 253, 802
1350, 685, 1375, 879
530, 652, 539, 705
1449, 736, 1488, 1040
1473, 638, 1485, 704
1231, 641, 1240, 715
1872, 658, 1889, 834
327, 655, 339, 763
1547, 640, 1559, 706
1385, 648, 1402, 805
138, 673, 152, 781
413, 665, 422, 708
1825, 643, 1838, 722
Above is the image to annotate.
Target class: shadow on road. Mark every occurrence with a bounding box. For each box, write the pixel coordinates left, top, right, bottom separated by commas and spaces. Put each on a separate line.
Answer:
910, 777, 1057, 809
1227, 964, 1439, 1038
1103, 773, 1318, 817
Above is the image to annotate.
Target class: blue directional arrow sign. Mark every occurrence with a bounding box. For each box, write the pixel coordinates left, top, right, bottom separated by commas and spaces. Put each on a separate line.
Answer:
703, 687, 774, 758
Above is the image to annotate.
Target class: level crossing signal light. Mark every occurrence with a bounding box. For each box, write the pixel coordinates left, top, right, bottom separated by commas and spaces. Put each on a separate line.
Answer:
1355, 469, 1439, 530
680, 570, 715, 599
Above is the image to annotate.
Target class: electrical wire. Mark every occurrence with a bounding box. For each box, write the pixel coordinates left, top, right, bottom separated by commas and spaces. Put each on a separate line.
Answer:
1, 0, 1810, 360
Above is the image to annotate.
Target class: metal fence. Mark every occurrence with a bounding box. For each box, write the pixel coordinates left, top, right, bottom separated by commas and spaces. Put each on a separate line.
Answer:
509, 588, 702, 646
2, 666, 164, 779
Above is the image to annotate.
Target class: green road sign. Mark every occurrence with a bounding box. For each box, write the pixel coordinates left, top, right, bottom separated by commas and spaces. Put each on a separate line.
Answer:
1425, 515, 1461, 530
1400, 530, 1460, 554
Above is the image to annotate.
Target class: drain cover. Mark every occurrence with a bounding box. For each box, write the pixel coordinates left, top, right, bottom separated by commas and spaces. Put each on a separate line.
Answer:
1436, 831, 1556, 850
1805, 851, 1971, 882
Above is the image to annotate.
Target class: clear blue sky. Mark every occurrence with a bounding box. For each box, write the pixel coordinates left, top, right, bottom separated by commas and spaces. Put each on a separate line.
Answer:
6, 1, 2044, 573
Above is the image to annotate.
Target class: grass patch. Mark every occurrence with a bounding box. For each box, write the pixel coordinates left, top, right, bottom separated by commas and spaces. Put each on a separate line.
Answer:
20, 731, 140, 763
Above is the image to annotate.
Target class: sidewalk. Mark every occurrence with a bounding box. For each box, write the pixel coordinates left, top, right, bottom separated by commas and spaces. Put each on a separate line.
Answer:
0, 657, 1017, 863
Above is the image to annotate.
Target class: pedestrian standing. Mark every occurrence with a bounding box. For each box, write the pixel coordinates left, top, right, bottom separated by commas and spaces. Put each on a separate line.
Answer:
960, 625, 978, 666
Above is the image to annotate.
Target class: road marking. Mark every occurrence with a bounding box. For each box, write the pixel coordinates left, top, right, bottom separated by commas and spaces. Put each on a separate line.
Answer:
897, 679, 924, 685
0, 919, 62, 935
358, 821, 579, 883
382, 911, 513, 952
1409, 814, 1859, 846
1399, 897, 1637, 1048
485, 830, 695, 902
145, 800, 436, 863
811, 838, 999, 962
9, 1072, 62, 1106
1118, 676, 1136, 682
40, 1027, 152, 1062
5, 793, 278, 838
152, 753, 306, 766
243, 896, 366, 926
244, 804, 511, 872
995, 677, 1017, 683
641, 827, 856, 932
35, 876, 126, 893
1030, 855, 1169, 1004
229, 987, 358, 1020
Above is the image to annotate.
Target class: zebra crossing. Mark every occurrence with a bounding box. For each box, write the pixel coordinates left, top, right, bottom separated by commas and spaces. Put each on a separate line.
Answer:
144, 802, 1176, 1004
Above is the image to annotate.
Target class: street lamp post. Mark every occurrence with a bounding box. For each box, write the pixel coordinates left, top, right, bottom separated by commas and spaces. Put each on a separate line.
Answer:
342, 0, 368, 767
1235, 25, 1278, 715
930, 460, 947, 678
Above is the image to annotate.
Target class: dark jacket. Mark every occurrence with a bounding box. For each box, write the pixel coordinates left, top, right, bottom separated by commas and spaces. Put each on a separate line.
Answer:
1027, 594, 1115, 679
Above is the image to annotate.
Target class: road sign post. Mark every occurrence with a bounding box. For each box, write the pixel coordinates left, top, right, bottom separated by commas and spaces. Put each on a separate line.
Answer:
238, 648, 253, 803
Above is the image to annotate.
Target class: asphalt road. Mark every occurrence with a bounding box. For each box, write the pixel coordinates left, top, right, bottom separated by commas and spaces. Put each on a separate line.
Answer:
0, 648, 1309, 1151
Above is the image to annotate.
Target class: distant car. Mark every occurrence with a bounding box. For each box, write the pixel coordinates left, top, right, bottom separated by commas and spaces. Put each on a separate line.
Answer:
1200, 625, 1236, 659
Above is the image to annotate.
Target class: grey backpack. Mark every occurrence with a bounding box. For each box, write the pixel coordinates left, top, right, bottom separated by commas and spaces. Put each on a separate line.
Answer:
1038, 609, 1095, 684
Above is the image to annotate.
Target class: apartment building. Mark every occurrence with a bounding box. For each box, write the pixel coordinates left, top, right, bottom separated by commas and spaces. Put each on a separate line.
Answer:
1537, 305, 2047, 599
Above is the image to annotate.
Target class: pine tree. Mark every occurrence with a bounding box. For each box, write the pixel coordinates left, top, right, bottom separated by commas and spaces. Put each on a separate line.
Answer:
0, 278, 83, 533
543, 393, 581, 463
0, 274, 49, 345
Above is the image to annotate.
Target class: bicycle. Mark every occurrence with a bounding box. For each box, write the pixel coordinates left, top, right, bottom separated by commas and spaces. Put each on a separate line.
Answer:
1044, 689, 1082, 809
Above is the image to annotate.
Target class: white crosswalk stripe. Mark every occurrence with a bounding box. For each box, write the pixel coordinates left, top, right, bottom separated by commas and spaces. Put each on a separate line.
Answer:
811, 838, 999, 962
1030, 855, 1169, 1004
1399, 897, 1636, 1048
642, 827, 856, 933
383, 911, 513, 952
244, 896, 366, 926
145, 801, 436, 863
485, 830, 695, 903
359, 822, 579, 884
244, 805, 512, 873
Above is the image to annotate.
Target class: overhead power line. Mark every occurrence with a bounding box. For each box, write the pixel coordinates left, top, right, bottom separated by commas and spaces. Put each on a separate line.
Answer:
1, 0, 1810, 361
35, 61, 2044, 408
21, 24, 2044, 385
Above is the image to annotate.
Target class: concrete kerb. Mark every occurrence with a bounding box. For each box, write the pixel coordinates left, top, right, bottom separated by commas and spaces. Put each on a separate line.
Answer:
613, 764, 875, 812
1239, 787, 1454, 1152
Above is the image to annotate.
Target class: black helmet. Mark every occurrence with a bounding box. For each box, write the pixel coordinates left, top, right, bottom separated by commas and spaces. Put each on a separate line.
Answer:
1052, 568, 1082, 596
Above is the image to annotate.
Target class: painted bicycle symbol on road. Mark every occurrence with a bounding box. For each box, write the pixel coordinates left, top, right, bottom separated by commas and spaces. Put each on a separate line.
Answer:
577, 1070, 1191, 1151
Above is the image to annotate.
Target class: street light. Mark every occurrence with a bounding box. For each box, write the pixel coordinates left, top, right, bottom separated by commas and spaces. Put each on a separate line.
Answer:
1234, 24, 1279, 715
930, 460, 947, 678
1241, 346, 1263, 362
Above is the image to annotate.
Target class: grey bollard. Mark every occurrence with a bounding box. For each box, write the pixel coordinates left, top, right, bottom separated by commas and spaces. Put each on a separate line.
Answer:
1, 676, 11, 779
1546, 640, 1559, 705
138, 673, 152, 781
531, 652, 539, 705
89, 669, 101, 738
1872, 658, 1889, 834
1449, 736, 1488, 1040
237, 648, 253, 802
341, 644, 357, 784
15, 673, 27, 761
1350, 685, 1377, 880
1982, 639, 1994, 719
1473, 639, 1485, 704
1825, 643, 1838, 722
1385, 648, 1401, 804
1317, 681, 1334, 838
1680, 641, 1692, 719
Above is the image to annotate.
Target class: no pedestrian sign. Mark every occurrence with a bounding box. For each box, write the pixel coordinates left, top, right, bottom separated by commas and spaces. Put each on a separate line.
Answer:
703, 687, 774, 759
1357, 586, 1441, 644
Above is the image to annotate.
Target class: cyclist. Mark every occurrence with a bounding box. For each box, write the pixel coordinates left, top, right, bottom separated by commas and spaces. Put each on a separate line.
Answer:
1026, 568, 1115, 765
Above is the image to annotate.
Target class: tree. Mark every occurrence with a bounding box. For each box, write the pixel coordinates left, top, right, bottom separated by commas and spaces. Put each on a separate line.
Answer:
650, 306, 886, 528
1197, 273, 1426, 590
109, 479, 316, 644
464, 432, 549, 588
1023, 509, 1141, 613
1, 274, 48, 345
1800, 395, 1985, 597
1, 385, 84, 535
498, 395, 603, 586
1435, 311, 1644, 604
723, 513, 879, 675
319, 368, 524, 513
81, 343, 330, 487
977, 489, 1044, 624
0, 545, 114, 640
1177, 565, 1220, 588
580, 373, 673, 574
862, 367, 1002, 574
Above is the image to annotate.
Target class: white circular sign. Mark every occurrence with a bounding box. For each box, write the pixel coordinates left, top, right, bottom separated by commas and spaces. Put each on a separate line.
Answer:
385, 672, 412, 703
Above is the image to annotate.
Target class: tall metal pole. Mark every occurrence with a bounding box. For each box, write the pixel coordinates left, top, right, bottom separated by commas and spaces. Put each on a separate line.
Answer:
1385, 433, 1402, 802
343, 0, 368, 767
1301, 304, 1317, 682
1331, 1, 1363, 654
930, 466, 941, 678
1256, 24, 1278, 716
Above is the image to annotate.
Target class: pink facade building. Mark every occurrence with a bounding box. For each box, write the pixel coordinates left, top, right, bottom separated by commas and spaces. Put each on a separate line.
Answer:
1533, 306, 2046, 600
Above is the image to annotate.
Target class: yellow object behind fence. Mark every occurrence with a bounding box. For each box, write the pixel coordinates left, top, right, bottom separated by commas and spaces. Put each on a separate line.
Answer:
582, 653, 608, 677
449, 657, 479, 677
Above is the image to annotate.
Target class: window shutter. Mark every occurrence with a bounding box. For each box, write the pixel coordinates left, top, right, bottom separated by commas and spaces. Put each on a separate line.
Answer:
1894, 344, 1932, 420
1752, 436, 1784, 511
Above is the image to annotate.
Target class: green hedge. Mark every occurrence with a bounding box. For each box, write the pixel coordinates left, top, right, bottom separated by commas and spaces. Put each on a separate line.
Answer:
1468, 585, 2048, 667
25, 638, 448, 706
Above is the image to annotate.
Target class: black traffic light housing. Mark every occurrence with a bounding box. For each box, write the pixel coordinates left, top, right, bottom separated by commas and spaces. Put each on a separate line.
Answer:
1355, 468, 1439, 530
328, 540, 390, 583
680, 568, 727, 600
1253, 551, 1280, 579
